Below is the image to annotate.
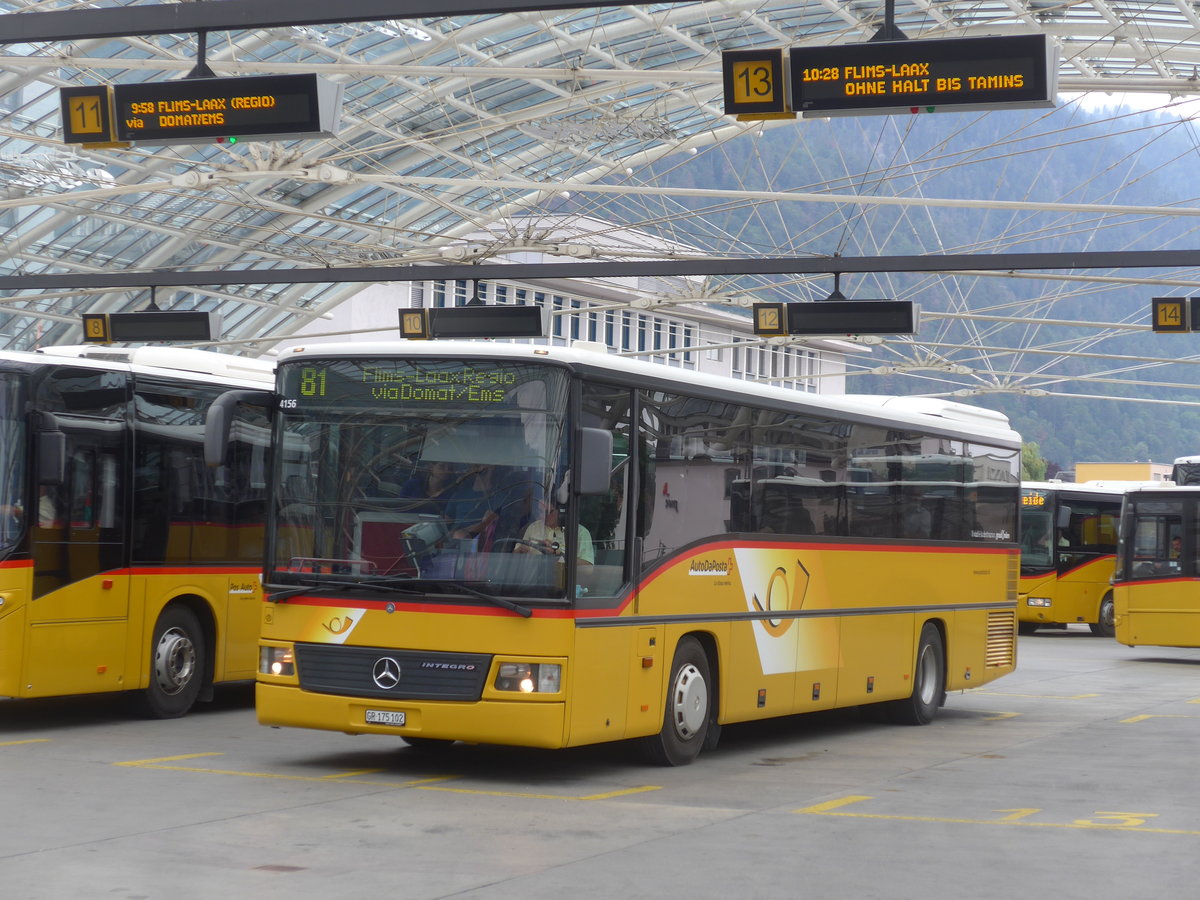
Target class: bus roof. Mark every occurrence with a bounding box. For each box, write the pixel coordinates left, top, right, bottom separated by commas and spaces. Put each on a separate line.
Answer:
275, 339, 1022, 447
0, 345, 274, 386
1022, 480, 1157, 497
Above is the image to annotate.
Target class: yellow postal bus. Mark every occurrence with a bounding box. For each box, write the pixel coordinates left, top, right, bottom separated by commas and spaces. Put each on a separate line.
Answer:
1018, 482, 1122, 636
0, 345, 272, 716
1113, 483, 1200, 648
230, 341, 1021, 764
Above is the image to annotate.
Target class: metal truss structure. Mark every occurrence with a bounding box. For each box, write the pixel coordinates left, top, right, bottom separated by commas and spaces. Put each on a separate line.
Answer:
3, 1, 1200, 404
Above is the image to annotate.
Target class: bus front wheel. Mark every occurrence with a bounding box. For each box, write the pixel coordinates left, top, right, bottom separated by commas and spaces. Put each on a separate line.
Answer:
137, 605, 205, 719
642, 637, 711, 766
888, 623, 944, 726
1090, 594, 1115, 637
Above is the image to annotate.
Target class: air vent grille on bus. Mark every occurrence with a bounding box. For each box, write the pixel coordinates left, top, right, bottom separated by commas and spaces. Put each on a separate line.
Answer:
1006, 552, 1019, 603
986, 610, 1016, 668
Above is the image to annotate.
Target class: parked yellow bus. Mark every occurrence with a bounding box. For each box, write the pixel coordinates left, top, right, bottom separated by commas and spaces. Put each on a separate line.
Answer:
1113, 484, 1200, 648
0, 345, 273, 716
230, 341, 1020, 764
1018, 482, 1122, 636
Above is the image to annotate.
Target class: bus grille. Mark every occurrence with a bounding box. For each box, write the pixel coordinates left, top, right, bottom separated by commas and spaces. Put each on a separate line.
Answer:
986, 610, 1016, 668
295, 643, 491, 701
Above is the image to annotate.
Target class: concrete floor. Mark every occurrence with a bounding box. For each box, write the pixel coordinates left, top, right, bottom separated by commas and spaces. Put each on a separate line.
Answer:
2, 625, 1198, 899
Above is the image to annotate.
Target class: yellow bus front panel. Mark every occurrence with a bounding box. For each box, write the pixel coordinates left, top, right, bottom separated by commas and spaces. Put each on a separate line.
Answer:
1114, 577, 1200, 648
1019, 556, 1114, 627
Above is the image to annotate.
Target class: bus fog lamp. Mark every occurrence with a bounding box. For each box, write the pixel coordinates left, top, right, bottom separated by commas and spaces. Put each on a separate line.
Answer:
495, 662, 560, 693
260, 646, 295, 676
1027, 597, 1052, 608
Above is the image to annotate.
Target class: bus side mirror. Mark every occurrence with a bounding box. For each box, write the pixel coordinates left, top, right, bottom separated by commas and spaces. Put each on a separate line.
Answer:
1056, 505, 1072, 529
38, 415, 65, 486
577, 427, 613, 496
204, 389, 272, 467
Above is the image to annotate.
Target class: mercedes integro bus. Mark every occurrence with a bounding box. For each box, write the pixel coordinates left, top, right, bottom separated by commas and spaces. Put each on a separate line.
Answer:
217, 341, 1021, 765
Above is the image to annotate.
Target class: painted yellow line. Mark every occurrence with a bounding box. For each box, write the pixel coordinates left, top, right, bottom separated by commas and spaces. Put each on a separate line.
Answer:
795, 797, 1200, 835
1121, 714, 1191, 724
0, 739, 50, 747
416, 783, 662, 801
115, 752, 223, 766
112, 753, 655, 800
983, 712, 1021, 720
115, 753, 457, 787
795, 795, 873, 814
969, 691, 1099, 700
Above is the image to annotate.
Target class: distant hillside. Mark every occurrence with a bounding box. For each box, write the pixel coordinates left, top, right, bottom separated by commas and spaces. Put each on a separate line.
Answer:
608, 103, 1200, 472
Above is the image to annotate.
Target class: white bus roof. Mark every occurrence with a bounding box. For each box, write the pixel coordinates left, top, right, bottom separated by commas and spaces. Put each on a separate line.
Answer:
276, 339, 1022, 447
0, 345, 275, 387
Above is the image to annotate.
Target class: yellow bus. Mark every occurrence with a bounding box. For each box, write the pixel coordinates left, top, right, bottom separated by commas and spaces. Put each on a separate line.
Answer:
236, 341, 1020, 764
1018, 482, 1123, 636
0, 344, 273, 717
1113, 484, 1200, 648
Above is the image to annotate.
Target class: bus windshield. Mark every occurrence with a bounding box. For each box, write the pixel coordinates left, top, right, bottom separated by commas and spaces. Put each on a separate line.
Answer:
0, 372, 26, 552
271, 358, 573, 599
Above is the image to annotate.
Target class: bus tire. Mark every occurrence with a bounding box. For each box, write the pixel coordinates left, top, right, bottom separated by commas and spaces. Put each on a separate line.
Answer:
888, 622, 944, 726
642, 637, 711, 766
138, 605, 205, 719
1090, 594, 1115, 637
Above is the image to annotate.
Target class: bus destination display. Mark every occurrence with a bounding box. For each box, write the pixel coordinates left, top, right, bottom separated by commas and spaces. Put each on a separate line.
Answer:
280, 360, 551, 410
790, 34, 1056, 116
111, 74, 343, 144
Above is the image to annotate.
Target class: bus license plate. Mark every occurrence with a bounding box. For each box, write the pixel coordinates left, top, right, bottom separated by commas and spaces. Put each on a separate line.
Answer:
365, 709, 406, 726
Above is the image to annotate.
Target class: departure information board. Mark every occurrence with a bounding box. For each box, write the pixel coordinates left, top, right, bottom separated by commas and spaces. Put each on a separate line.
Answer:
110, 74, 342, 144
789, 34, 1056, 116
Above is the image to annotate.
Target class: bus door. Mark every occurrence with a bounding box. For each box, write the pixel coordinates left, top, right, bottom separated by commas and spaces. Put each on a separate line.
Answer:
1117, 496, 1196, 645
26, 369, 130, 697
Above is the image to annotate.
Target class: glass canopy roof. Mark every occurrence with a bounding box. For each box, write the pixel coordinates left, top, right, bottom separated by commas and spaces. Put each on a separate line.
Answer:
2, 0, 1200, 357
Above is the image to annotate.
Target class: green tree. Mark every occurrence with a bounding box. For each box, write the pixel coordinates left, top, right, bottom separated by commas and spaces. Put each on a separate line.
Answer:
1022, 441, 1048, 481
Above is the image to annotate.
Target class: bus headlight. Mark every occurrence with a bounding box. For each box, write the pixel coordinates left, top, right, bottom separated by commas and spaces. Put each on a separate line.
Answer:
1027, 597, 1052, 608
260, 646, 295, 677
495, 663, 561, 693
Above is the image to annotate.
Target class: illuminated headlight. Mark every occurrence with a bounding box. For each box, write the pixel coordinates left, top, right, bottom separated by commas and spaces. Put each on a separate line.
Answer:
259, 646, 295, 677
1027, 597, 1052, 608
495, 663, 561, 693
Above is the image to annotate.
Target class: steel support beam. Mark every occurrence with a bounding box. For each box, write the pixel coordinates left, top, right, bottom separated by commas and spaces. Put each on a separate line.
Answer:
2, 250, 1199, 292
0, 0, 669, 44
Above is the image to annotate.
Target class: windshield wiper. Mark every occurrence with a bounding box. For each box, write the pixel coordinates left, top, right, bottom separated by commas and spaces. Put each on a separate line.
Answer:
435, 580, 533, 618
264, 577, 428, 603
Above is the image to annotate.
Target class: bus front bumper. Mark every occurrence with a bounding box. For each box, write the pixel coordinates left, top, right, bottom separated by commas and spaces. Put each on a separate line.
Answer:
256, 682, 568, 749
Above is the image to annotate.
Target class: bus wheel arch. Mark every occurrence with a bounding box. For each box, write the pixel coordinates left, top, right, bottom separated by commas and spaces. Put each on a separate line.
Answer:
888, 620, 945, 725
135, 598, 212, 718
642, 634, 717, 765
1090, 593, 1115, 638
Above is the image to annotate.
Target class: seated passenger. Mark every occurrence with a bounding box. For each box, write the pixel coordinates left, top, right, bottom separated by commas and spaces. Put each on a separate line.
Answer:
397, 460, 458, 516
446, 465, 530, 549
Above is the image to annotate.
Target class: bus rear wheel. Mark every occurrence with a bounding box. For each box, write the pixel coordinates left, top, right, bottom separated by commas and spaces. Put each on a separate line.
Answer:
1090, 594, 1115, 637
137, 605, 205, 719
888, 623, 944, 725
642, 637, 711, 766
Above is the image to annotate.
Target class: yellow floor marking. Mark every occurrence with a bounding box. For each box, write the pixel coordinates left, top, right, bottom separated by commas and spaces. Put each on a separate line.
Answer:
113, 752, 657, 800
982, 712, 1020, 720
417, 783, 662, 801
1187, 698, 1200, 704
969, 691, 1099, 700
1121, 714, 1191, 724
795, 798, 1200, 835
0, 739, 50, 747
795, 795, 873, 814
116, 753, 455, 787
